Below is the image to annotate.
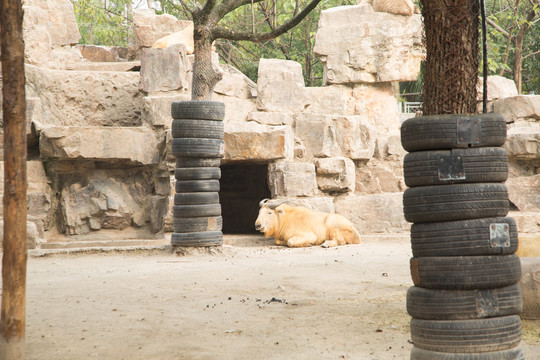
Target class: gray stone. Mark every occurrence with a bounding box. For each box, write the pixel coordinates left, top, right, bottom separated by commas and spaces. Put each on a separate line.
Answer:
132, 9, 191, 48
268, 161, 318, 197
39, 126, 162, 165
256, 59, 308, 114
25, 65, 143, 127
150, 195, 169, 233
504, 124, 540, 161
224, 122, 293, 162
315, 157, 355, 192
334, 192, 409, 234
506, 175, 540, 211
0, 219, 42, 250
304, 85, 355, 115
142, 94, 190, 127
247, 112, 292, 126
139, 45, 190, 93
519, 257, 540, 320
314, 5, 424, 84
295, 114, 375, 160
493, 95, 540, 123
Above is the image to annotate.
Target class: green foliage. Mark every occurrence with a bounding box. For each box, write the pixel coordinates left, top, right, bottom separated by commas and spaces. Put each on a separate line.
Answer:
72, 0, 133, 46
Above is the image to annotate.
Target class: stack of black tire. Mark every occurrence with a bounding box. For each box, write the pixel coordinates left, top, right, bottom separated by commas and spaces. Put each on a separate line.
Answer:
170, 101, 225, 247
401, 114, 524, 360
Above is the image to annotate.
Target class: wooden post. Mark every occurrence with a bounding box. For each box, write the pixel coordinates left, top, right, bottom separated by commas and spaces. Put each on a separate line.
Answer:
1, 0, 28, 358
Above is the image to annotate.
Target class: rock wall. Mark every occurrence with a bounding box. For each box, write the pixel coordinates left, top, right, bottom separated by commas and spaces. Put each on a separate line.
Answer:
1, 1, 539, 248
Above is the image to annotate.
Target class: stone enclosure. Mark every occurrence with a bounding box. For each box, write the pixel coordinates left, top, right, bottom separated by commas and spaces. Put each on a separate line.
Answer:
0, 0, 539, 250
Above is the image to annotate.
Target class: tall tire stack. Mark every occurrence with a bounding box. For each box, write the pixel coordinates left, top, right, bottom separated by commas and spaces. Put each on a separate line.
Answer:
170, 101, 225, 247
401, 114, 524, 360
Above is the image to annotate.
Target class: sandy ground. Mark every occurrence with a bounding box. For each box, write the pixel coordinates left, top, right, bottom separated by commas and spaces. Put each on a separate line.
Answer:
13, 235, 540, 359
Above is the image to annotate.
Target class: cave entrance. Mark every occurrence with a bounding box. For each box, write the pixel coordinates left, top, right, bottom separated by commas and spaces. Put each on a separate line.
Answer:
220, 163, 270, 234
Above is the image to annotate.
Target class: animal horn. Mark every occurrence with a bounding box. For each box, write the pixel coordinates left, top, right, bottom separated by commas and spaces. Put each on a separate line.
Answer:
267, 200, 288, 210
259, 198, 270, 208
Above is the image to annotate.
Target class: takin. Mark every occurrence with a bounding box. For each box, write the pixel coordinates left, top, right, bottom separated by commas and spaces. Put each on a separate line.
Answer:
254, 199, 361, 248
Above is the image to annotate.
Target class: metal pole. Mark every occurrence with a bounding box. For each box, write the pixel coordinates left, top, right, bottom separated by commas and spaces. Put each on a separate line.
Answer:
1, 0, 28, 358
480, 0, 488, 113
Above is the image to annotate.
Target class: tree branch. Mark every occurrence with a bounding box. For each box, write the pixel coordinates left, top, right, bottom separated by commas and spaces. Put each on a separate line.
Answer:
210, 0, 322, 41
487, 17, 510, 37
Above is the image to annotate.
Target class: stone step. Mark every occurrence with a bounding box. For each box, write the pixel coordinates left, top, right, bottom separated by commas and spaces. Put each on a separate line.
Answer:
67, 61, 141, 72
39, 238, 170, 250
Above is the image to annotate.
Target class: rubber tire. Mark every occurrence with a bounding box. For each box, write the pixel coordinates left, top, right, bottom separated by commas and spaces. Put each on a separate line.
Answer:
410, 346, 525, 360
403, 183, 509, 223
407, 284, 523, 320
175, 167, 221, 180
401, 113, 506, 152
410, 217, 518, 257
174, 192, 219, 205
175, 157, 221, 168
171, 101, 225, 121
171, 119, 224, 139
404, 148, 508, 187
410, 315, 522, 354
173, 216, 223, 233
171, 231, 223, 247
172, 138, 225, 158
175, 180, 220, 193
410, 255, 521, 290
173, 204, 221, 218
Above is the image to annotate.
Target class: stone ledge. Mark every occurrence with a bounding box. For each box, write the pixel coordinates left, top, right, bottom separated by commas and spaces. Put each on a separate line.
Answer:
520, 257, 540, 320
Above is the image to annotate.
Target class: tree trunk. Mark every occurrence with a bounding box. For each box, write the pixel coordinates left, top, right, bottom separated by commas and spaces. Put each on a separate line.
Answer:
0, 0, 28, 358
191, 22, 222, 100
421, 0, 479, 115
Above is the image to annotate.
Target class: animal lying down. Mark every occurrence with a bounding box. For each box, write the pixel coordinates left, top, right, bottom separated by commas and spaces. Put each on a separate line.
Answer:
255, 199, 361, 248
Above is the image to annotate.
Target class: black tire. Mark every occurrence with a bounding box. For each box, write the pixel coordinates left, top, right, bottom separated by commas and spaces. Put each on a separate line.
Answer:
410, 217, 518, 257
404, 148, 508, 187
175, 180, 220, 193
174, 167, 221, 180
172, 138, 225, 158
171, 231, 223, 247
410, 315, 522, 354
407, 284, 523, 320
173, 204, 221, 218
171, 101, 225, 120
410, 255, 521, 290
401, 113, 506, 152
174, 192, 219, 205
403, 183, 509, 223
410, 346, 525, 360
171, 119, 224, 139
173, 216, 223, 233
175, 157, 221, 168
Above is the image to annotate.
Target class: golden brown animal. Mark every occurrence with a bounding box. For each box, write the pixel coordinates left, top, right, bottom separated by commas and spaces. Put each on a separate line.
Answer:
255, 199, 361, 248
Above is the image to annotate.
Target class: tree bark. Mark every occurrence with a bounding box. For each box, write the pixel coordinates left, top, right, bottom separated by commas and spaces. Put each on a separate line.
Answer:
421, 0, 479, 115
0, 0, 28, 359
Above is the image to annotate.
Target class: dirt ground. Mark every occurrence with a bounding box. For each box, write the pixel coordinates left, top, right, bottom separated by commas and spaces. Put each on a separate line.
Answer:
17, 235, 540, 359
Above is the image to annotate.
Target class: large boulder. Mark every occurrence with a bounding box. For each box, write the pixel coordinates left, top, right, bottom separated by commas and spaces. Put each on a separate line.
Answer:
314, 157, 355, 192
26, 65, 143, 127
520, 258, 540, 320
504, 123, 540, 161
493, 95, 540, 123
314, 4, 424, 84
132, 9, 192, 48
139, 44, 191, 93
268, 161, 318, 197
506, 175, 540, 211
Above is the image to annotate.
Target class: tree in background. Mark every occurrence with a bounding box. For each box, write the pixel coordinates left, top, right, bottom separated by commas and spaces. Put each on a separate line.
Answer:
72, 0, 134, 46
485, 0, 539, 94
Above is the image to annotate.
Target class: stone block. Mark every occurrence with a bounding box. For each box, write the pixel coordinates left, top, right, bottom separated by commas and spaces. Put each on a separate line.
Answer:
268, 161, 318, 197
23, 0, 81, 46
315, 157, 355, 192
25, 65, 143, 127
142, 94, 190, 127
505, 124, 540, 161
139, 45, 190, 93
214, 94, 256, 124
352, 83, 400, 133
516, 234, 540, 257
0, 219, 42, 250
223, 122, 293, 162
477, 76, 518, 103
295, 114, 375, 160
506, 175, 540, 211
150, 195, 169, 233
355, 158, 405, 194
280, 196, 335, 214
77, 45, 128, 62
314, 5, 424, 84
39, 126, 162, 165
214, 71, 253, 99
304, 85, 355, 115
247, 112, 292, 126
509, 211, 540, 234
133, 9, 191, 48
493, 95, 540, 123
256, 59, 308, 114
519, 258, 540, 320
334, 192, 410, 234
